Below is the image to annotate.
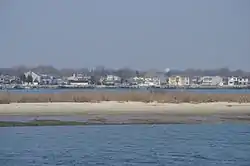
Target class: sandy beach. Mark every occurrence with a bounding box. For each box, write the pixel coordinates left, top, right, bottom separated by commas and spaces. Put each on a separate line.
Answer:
0, 101, 250, 115
0, 102, 250, 124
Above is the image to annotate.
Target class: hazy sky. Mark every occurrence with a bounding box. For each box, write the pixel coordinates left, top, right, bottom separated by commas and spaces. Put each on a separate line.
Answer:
0, 0, 250, 70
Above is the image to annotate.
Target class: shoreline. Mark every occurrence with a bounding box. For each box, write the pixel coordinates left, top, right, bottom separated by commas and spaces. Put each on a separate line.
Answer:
0, 102, 250, 126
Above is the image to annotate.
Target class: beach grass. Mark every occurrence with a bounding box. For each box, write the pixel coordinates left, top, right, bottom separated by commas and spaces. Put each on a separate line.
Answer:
0, 91, 250, 103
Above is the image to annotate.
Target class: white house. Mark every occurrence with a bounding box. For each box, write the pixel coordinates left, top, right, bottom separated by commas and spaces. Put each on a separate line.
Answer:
131, 77, 160, 87
199, 76, 223, 86
144, 77, 161, 87
67, 73, 90, 86
103, 75, 121, 85
24, 71, 41, 83
106, 75, 121, 82
68, 73, 90, 81
228, 76, 248, 86
238, 77, 248, 85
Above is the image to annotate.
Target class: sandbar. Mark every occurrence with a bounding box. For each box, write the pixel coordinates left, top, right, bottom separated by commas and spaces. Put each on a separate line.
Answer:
0, 102, 250, 125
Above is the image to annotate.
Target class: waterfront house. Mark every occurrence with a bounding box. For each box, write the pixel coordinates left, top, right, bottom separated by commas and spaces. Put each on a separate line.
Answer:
129, 76, 160, 87
228, 76, 248, 86
0, 75, 9, 84
199, 76, 223, 86
189, 76, 201, 85
103, 75, 121, 85
131, 76, 144, 85
40, 74, 57, 85
168, 76, 190, 86
144, 71, 166, 86
67, 73, 91, 86
106, 75, 121, 82
238, 77, 248, 85
144, 77, 161, 87
0, 75, 8, 84
0, 75, 18, 84
56, 78, 68, 85
228, 76, 237, 86
24, 71, 42, 84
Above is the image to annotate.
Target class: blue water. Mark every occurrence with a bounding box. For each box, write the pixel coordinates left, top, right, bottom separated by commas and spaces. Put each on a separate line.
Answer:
1, 88, 250, 94
0, 124, 250, 166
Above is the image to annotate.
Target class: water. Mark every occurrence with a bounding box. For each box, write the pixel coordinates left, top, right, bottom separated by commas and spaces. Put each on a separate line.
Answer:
1, 88, 250, 94
0, 124, 250, 166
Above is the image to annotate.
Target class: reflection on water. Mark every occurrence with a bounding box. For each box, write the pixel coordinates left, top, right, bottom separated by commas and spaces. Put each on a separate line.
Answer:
0, 124, 250, 166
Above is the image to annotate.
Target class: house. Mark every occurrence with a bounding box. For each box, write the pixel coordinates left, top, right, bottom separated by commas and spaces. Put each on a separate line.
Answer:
67, 73, 91, 86
238, 77, 248, 85
143, 71, 166, 86
199, 76, 223, 86
56, 78, 68, 85
106, 75, 121, 82
0, 75, 18, 84
24, 71, 41, 84
40, 74, 57, 85
144, 77, 161, 87
0, 75, 8, 84
103, 75, 121, 85
24, 71, 57, 85
130, 76, 144, 85
129, 76, 161, 87
189, 76, 201, 85
228, 76, 248, 86
228, 76, 237, 86
168, 76, 190, 86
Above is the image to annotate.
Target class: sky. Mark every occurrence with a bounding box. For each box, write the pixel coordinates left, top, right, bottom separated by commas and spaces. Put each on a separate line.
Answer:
0, 0, 250, 71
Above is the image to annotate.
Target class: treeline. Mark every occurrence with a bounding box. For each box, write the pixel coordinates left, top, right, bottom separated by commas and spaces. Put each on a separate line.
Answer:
0, 66, 249, 78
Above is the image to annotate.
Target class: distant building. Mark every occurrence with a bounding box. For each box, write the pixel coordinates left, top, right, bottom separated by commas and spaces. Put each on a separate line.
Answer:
0, 75, 14, 84
103, 75, 121, 85
129, 76, 161, 87
144, 77, 161, 87
67, 73, 90, 86
199, 76, 223, 86
228, 76, 248, 86
105, 75, 121, 82
190, 76, 201, 85
40, 74, 57, 85
24, 71, 57, 85
238, 77, 248, 85
24, 71, 41, 83
168, 76, 190, 86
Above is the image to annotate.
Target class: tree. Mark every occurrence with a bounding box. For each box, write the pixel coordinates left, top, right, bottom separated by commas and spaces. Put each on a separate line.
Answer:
176, 77, 180, 86
26, 75, 33, 83
89, 76, 96, 85
136, 71, 140, 77
19, 74, 26, 83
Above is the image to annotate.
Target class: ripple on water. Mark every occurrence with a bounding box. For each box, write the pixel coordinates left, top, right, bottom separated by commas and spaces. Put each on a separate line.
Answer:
0, 124, 250, 166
